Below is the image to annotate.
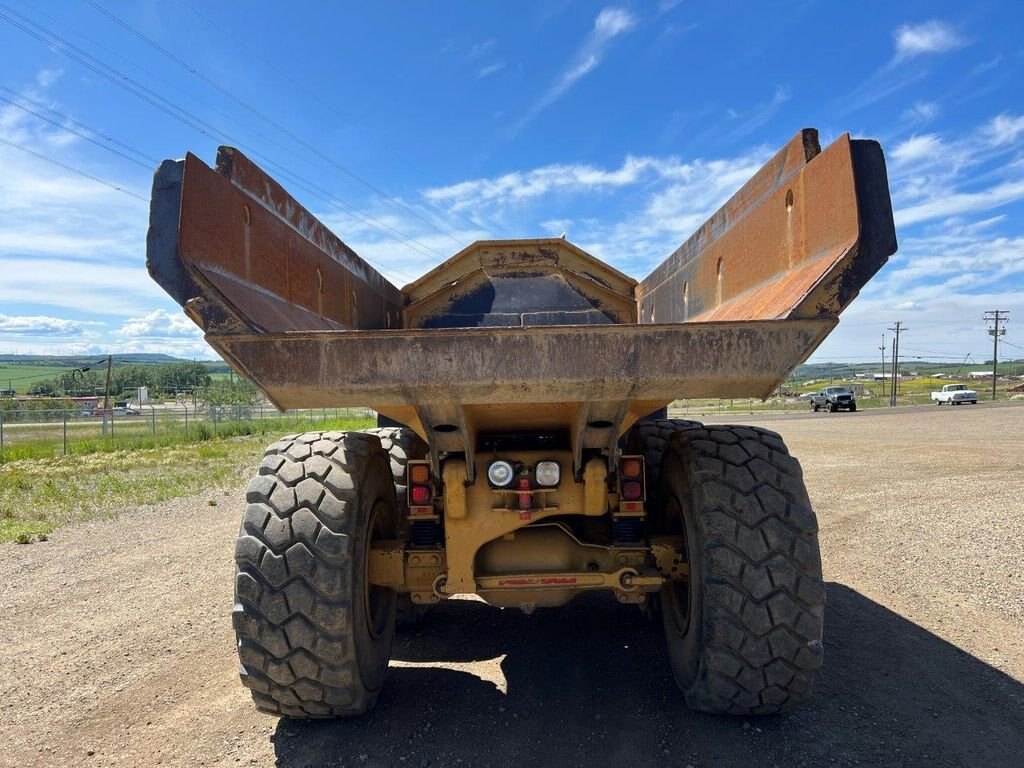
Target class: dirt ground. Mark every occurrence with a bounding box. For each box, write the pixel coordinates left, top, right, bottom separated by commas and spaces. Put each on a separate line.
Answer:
2, 403, 1023, 768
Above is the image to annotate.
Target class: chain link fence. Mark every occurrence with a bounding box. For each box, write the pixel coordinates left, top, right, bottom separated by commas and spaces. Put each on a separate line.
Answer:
0, 404, 375, 460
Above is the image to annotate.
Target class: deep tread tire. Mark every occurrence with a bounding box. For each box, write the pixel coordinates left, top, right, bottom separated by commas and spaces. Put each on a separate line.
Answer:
362, 427, 430, 627
654, 425, 825, 715
233, 431, 399, 718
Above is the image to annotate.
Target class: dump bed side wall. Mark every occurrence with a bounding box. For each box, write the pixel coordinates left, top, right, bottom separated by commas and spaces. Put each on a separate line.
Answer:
637, 131, 896, 325
147, 148, 403, 336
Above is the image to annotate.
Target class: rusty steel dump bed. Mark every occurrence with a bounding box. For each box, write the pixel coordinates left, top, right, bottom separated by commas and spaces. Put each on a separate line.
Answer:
147, 128, 896, 464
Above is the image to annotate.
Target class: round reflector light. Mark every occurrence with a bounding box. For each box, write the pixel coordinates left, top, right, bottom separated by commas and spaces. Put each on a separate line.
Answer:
535, 461, 560, 487
487, 460, 515, 488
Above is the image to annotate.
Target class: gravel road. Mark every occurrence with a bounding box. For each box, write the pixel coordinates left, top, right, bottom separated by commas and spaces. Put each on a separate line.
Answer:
2, 404, 1023, 768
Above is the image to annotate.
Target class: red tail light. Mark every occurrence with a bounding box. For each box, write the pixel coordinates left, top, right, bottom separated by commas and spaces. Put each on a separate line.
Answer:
410, 484, 432, 505
618, 456, 645, 501
621, 481, 643, 501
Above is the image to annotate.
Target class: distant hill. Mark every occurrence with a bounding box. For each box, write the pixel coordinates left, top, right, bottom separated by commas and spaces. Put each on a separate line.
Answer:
793, 358, 1024, 380
0, 354, 230, 373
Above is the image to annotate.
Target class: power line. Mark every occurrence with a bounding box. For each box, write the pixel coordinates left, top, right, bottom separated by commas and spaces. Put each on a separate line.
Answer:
887, 321, 906, 407
0, 84, 160, 165
984, 310, 1009, 402
0, 136, 148, 201
0, 91, 156, 169
17, 0, 449, 273
174, 0, 512, 241
0, 3, 441, 274
878, 333, 886, 400
83, 0, 465, 249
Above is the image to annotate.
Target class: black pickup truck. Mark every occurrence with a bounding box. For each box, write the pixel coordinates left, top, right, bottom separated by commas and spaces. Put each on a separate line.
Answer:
810, 386, 858, 412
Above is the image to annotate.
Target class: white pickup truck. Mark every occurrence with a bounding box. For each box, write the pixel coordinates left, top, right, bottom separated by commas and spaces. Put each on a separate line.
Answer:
931, 383, 978, 405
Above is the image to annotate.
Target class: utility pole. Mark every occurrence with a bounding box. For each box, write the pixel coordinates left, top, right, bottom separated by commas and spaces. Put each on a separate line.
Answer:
887, 321, 905, 407
884, 323, 909, 409
879, 334, 886, 400
984, 310, 1009, 402
103, 354, 113, 411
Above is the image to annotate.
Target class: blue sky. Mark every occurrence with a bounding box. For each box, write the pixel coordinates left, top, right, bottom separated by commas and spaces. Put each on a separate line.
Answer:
0, 1, 1022, 368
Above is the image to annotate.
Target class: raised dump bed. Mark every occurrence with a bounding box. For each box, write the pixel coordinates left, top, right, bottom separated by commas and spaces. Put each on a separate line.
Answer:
147, 128, 896, 719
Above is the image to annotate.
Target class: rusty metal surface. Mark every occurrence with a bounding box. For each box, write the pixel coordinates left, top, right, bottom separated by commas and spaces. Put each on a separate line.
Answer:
210, 318, 836, 411
637, 130, 896, 324
147, 147, 402, 335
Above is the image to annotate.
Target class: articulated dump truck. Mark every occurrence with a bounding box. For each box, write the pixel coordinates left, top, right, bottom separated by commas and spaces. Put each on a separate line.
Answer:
147, 129, 896, 718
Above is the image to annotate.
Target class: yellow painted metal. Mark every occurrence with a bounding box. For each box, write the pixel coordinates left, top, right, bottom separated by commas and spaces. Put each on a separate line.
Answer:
583, 457, 608, 516
442, 459, 468, 519
440, 450, 599, 594
366, 543, 446, 604
366, 541, 406, 590
475, 567, 661, 608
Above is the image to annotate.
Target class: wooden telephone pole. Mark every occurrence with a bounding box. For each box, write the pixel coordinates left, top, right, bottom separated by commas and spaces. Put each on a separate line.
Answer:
887, 322, 905, 407
984, 310, 1008, 402
103, 355, 113, 411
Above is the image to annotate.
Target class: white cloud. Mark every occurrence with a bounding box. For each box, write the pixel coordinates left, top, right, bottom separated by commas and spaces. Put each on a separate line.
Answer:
728, 85, 791, 138
593, 7, 636, 38
0, 313, 83, 336
0, 257, 164, 316
425, 155, 657, 212
477, 62, 506, 80
891, 134, 946, 165
983, 114, 1024, 147
895, 180, 1024, 227
902, 101, 940, 124
513, 6, 638, 133
468, 39, 496, 58
893, 20, 966, 61
35, 68, 63, 88
117, 309, 204, 339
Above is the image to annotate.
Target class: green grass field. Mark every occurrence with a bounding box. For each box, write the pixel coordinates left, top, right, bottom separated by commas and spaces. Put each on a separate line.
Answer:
0, 363, 76, 391
0, 413, 375, 544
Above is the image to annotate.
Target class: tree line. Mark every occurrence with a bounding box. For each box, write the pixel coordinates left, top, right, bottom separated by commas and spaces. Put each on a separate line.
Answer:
26, 362, 213, 398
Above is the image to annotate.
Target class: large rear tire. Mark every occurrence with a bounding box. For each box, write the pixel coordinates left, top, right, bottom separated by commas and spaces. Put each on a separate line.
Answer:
654, 425, 825, 714
233, 431, 398, 718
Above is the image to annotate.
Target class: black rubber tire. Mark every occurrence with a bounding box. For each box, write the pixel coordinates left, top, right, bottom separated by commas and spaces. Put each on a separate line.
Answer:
828, 402, 837, 413
624, 418, 703, 508
811, 404, 819, 412
849, 403, 857, 412
362, 427, 430, 627
652, 425, 825, 714
233, 431, 399, 718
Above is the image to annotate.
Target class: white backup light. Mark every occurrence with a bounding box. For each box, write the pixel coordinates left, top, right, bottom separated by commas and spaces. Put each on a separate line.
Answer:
487, 460, 515, 488
535, 461, 560, 487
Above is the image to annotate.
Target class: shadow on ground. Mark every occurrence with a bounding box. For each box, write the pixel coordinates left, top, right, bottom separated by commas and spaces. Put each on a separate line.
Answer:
272, 584, 1024, 768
